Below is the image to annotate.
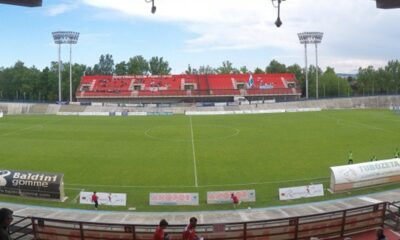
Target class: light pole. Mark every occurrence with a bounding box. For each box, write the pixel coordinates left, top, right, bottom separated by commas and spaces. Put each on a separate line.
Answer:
52, 31, 79, 102
298, 32, 324, 99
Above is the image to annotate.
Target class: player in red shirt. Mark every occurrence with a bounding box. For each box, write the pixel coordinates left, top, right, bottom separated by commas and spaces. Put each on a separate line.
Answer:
182, 217, 200, 240
153, 219, 169, 240
231, 193, 240, 208
91, 192, 99, 210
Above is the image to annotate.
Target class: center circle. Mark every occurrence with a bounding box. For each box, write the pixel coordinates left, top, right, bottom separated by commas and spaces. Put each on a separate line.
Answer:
145, 125, 240, 141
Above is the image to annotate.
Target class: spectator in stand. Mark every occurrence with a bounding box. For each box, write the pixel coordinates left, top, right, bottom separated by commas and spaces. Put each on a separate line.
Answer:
0, 208, 13, 240
92, 192, 99, 210
153, 219, 169, 240
231, 193, 240, 208
376, 228, 387, 240
182, 217, 200, 240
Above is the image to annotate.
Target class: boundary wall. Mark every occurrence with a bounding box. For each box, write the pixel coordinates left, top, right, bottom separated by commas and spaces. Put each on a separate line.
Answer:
23, 203, 388, 240
1, 96, 400, 115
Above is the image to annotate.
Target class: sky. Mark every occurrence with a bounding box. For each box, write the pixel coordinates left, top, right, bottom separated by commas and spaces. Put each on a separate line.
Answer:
0, 0, 399, 74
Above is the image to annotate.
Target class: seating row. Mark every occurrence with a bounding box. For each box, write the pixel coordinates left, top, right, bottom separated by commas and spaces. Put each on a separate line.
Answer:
76, 74, 300, 98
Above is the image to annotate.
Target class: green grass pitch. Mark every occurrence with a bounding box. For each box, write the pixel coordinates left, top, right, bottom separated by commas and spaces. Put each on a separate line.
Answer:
0, 109, 400, 211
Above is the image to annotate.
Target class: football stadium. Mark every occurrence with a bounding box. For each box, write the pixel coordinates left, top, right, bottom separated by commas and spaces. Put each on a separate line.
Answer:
1, 0, 400, 239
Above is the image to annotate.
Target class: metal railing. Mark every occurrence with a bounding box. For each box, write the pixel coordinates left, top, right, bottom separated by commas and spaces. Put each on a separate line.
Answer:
384, 201, 400, 230
9, 216, 33, 240
7, 202, 389, 240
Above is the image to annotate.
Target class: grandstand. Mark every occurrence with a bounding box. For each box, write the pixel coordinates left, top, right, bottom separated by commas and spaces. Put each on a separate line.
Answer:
76, 73, 301, 103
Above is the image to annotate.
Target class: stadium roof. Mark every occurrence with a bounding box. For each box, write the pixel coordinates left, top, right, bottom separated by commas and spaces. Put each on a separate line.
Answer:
376, 0, 400, 8
0, 0, 42, 7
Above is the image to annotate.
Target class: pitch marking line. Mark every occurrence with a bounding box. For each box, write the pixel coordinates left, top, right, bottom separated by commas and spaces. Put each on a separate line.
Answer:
189, 116, 199, 187
144, 125, 240, 142
71, 189, 84, 204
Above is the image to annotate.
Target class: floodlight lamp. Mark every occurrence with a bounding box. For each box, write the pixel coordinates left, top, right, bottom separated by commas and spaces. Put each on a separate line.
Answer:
52, 31, 80, 44
275, 17, 282, 27
297, 32, 324, 44
146, 0, 156, 14
272, 0, 285, 28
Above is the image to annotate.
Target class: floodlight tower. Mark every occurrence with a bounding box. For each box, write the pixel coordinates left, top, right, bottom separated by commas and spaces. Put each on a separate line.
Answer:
52, 31, 80, 102
298, 32, 324, 99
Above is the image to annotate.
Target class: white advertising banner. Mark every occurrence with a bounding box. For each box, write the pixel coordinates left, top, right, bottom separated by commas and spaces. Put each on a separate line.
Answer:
149, 193, 199, 206
279, 184, 324, 200
330, 158, 400, 192
79, 192, 127, 206
207, 190, 256, 204
0, 112, 3, 118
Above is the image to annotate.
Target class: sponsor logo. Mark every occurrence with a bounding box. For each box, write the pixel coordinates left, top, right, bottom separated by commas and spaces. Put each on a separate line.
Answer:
0, 169, 61, 188
0, 170, 11, 187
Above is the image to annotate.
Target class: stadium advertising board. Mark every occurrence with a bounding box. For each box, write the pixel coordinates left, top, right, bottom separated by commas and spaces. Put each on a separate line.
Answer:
207, 190, 256, 204
0, 169, 65, 201
279, 184, 324, 200
79, 191, 127, 206
0, 112, 3, 118
149, 193, 199, 205
330, 158, 400, 192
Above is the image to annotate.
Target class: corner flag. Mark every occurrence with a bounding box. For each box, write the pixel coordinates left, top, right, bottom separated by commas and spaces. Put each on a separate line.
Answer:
247, 74, 254, 88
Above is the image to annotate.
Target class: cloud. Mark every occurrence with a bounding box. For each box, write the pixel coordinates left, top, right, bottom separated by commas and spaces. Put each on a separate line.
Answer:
46, 1, 79, 16
80, 0, 400, 72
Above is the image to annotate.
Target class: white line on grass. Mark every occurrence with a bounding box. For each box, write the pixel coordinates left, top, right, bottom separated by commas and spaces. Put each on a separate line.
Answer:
71, 189, 84, 204
189, 116, 199, 187
144, 125, 240, 142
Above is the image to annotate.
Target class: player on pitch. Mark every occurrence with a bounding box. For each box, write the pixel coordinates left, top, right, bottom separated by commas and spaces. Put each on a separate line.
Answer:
92, 192, 99, 210
347, 151, 353, 164
231, 193, 240, 208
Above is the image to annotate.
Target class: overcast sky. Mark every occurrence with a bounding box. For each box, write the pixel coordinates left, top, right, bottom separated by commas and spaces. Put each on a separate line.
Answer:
0, 0, 399, 74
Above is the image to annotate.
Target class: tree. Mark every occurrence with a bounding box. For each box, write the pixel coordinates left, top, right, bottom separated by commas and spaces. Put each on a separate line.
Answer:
319, 67, 350, 97
287, 64, 303, 82
217, 61, 237, 74
385, 60, 400, 94
71, 63, 88, 100
93, 54, 114, 75
84, 66, 94, 76
149, 57, 171, 75
185, 64, 193, 74
253, 67, 265, 74
198, 65, 215, 75
307, 65, 323, 98
357, 66, 377, 95
266, 60, 286, 73
38, 66, 57, 101
239, 66, 249, 74
127, 55, 149, 75
115, 61, 128, 75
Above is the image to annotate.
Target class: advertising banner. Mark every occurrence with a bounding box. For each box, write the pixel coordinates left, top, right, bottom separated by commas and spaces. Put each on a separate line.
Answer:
149, 193, 199, 205
207, 190, 256, 204
0, 112, 3, 118
329, 158, 400, 192
279, 184, 324, 200
79, 192, 127, 206
0, 169, 65, 201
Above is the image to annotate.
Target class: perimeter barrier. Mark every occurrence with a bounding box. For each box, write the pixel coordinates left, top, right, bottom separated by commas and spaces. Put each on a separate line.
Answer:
9, 202, 388, 240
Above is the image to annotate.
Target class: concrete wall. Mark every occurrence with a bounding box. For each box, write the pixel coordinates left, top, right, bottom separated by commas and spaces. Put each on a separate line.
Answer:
1, 96, 400, 115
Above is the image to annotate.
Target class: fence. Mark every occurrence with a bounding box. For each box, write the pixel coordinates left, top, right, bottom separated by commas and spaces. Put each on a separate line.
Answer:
9, 202, 391, 240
